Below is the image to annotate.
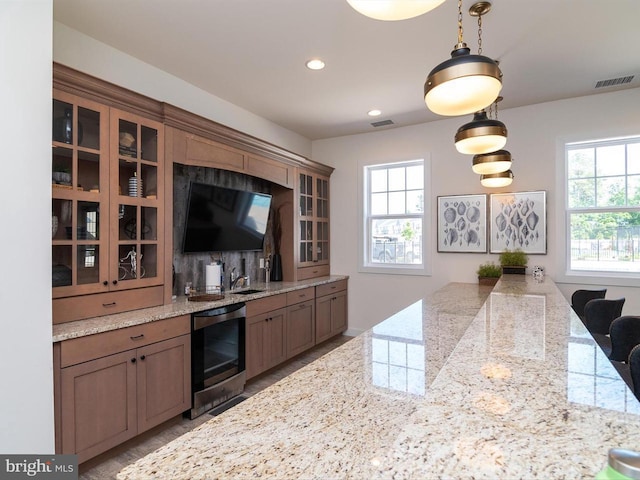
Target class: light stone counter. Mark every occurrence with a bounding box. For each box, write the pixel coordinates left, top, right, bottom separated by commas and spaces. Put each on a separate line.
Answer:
117, 276, 640, 479
52, 275, 347, 342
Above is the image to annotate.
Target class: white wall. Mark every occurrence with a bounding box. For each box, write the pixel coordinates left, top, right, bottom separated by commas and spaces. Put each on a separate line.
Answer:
313, 88, 640, 334
0, 0, 54, 452
53, 23, 312, 159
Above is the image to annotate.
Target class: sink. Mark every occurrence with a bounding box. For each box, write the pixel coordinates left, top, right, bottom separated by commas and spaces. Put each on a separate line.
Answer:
232, 289, 263, 295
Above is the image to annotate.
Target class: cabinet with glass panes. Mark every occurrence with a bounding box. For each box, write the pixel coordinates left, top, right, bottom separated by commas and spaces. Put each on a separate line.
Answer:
296, 169, 330, 280
52, 91, 164, 324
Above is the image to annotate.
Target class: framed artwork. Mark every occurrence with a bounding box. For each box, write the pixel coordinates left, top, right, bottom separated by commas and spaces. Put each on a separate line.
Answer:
437, 194, 487, 253
490, 190, 547, 254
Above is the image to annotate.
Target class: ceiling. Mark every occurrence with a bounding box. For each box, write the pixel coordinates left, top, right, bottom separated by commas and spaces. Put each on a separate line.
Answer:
53, 0, 640, 141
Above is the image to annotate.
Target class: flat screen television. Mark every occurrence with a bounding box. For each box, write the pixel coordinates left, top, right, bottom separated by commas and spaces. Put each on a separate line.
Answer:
182, 182, 272, 253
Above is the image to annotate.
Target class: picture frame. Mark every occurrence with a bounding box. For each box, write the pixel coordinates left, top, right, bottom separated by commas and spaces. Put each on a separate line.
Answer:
437, 194, 487, 253
490, 190, 547, 254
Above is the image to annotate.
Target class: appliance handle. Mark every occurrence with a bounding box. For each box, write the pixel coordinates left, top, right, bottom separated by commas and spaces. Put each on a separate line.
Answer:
193, 304, 246, 331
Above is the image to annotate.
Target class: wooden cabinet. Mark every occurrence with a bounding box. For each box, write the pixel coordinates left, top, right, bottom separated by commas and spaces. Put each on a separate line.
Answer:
297, 169, 330, 280
286, 287, 316, 358
52, 90, 165, 324
315, 280, 348, 344
56, 316, 190, 464
246, 295, 288, 379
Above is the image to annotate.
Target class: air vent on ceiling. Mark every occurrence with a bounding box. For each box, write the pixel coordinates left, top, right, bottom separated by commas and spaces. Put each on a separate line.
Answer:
595, 75, 635, 89
371, 119, 394, 127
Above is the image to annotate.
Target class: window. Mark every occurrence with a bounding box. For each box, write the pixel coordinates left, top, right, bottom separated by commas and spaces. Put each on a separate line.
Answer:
359, 158, 430, 275
565, 136, 640, 276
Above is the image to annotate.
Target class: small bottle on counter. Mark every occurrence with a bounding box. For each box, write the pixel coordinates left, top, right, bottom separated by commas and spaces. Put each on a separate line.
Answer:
596, 449, 640, 480
184, 281, 192, 296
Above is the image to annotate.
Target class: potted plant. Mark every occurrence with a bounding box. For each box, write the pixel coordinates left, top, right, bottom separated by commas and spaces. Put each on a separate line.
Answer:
499, 248, 529, 275
477, 261, 502, 286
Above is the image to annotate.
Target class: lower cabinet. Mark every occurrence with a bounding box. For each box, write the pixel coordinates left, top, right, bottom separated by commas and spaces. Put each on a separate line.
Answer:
286, 297, 315, 359
55, 316, 191, 464
246, 281, 348, 379
315, 280, 348, 344
246, 294, 288, 379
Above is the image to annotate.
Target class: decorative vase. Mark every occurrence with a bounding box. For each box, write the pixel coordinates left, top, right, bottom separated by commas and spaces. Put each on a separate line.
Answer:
53, 108, 83, 144
270, 253, 283, 282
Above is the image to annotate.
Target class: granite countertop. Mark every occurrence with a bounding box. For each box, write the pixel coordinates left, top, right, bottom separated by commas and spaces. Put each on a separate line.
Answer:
52, 275, 348, 343
117, 276, 640, 479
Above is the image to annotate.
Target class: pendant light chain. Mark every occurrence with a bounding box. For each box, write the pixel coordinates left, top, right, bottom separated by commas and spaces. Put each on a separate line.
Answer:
457, 0, 464, 46
477, 12, 483, 55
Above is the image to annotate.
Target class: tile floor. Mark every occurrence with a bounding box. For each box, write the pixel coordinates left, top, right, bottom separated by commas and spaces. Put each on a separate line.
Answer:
78, 334, 352, 479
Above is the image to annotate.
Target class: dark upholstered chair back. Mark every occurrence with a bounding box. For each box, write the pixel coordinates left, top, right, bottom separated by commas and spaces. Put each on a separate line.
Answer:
583, 298, 625, 335
609, 316, 640, 362
629, 344, 640, 401
571, 289, 607, 320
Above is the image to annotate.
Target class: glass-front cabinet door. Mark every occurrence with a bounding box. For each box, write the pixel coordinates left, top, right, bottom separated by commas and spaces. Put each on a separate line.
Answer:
298, 170, 329, 268
52, 92, 110, 297
110, 109, 163, 290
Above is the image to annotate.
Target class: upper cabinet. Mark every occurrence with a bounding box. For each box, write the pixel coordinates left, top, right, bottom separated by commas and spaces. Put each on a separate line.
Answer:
296, 169, 330, 280
52, 89, 165, 324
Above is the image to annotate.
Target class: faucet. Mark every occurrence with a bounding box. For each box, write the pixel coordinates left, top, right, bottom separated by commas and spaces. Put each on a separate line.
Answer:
231, 274, 249, 290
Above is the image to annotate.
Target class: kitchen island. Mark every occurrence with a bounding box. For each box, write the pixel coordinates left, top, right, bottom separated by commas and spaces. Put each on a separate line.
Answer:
117, 276, 640, 479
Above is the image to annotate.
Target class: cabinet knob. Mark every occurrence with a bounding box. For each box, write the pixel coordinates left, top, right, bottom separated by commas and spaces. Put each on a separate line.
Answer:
140, 355, 146, 361
131, 358, 136, 363
112, 280, 118, 285
103, 281, 108, 286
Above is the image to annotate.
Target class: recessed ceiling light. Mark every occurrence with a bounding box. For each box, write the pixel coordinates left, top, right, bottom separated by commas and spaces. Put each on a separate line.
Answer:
306, 59, 325, 70
368, 109, 382, 117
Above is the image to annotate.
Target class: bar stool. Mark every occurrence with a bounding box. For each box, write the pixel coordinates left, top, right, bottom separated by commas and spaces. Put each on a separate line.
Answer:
609, 316, 640, 362
583, 297, 625, 356
628, 344, 640, 401
571, 288, 607, 320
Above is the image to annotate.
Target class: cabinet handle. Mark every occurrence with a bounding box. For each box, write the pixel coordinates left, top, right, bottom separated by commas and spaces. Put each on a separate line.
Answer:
103, 281, 108, 286
112, 280, 118, 285
102, 302, 117, 307
130, 334, 145, 340
299, 294, 306, 298
131, 358, 136, 363
140, 355, 146, 361
299, 304, 306, 309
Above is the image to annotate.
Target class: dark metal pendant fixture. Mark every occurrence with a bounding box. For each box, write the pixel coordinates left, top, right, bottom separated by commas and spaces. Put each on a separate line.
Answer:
346, 0, 446, 21
472, 149, 513, 175
424, 0, 502, 116
455, 108, 507, 154
481, 169, 513, 188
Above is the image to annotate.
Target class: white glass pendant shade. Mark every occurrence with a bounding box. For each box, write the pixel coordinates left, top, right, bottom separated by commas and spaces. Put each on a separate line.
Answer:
481, 170, 513, 188
455, 110, 507, 155
424, 46, 502, 116
346, 0, 446, 21
472, 150, 512, 174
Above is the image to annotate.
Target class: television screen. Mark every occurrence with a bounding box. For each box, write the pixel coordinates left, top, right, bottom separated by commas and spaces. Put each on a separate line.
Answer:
182, 182, 272, 253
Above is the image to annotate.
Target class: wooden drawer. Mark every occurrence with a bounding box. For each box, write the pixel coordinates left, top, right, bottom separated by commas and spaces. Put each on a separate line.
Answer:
316, 279, 348, 298
297, 264, 330, 281
53, 286, 164, 324
287, 287, 315, 305
246, 293, 287, 317
60, 314, 190, 368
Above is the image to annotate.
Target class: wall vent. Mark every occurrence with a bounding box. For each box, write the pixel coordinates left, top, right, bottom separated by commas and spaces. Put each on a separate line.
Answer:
595, 75, 635, 89
371, 119, 394, 127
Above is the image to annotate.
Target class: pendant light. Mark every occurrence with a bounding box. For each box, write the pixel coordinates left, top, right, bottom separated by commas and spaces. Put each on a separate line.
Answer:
424, 0, 501, 116
472, 149, 513, 174
346, 0, 446, 21
454, 108, 507, 154
481, 170, 513, 188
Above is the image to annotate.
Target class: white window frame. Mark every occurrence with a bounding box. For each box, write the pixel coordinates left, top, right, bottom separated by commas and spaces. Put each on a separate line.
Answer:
560, 135, 640, 283
358, 156, 431, 276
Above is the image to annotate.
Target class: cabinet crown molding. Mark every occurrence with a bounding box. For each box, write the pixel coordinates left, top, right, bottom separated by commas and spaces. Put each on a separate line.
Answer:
53, 63, 334, 176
